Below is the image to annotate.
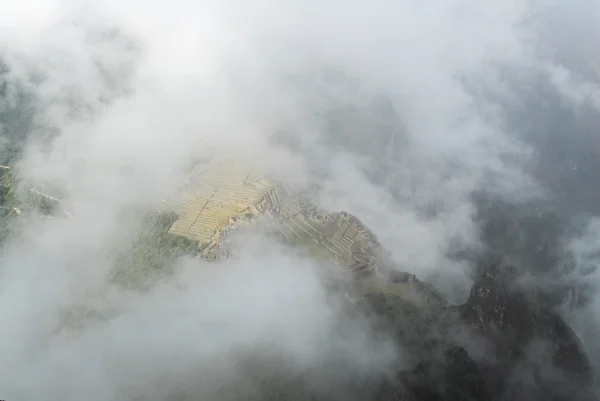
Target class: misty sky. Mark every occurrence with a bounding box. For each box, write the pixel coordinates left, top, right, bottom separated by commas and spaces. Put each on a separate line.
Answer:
1, 1, 600, 400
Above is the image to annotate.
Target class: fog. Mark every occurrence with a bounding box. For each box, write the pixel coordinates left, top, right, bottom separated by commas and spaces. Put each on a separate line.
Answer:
0, 0, 600, 399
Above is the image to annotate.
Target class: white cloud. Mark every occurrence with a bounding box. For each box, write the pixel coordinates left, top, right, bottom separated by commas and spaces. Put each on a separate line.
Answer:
1, 0, 597, 398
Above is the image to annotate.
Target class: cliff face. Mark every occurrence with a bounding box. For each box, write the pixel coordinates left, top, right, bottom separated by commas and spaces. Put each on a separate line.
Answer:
459, 263, 594, 401
356, 262, 594, 401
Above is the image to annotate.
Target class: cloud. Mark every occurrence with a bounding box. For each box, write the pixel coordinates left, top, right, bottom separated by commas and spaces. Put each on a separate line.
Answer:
1, 0, 599, 399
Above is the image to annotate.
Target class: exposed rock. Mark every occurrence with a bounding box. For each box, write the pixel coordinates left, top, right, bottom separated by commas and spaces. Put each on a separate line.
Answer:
368, 261, 597, 401
357, 292, 453, 362
460, 262, 594, 400
400, 345, 491, 401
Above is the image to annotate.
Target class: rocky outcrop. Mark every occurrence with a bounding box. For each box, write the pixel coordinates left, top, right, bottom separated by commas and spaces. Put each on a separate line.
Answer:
400, 345, 490, 401
457, 262, 594, 401
355, 261, 596, 401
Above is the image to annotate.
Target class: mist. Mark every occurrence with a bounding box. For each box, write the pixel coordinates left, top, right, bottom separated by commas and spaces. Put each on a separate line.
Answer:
1, 0, 600, 400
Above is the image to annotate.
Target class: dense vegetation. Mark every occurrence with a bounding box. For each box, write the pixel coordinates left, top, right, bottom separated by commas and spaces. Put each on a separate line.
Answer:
0, 167, 18, 243
109, 210, 201, 288
0, 61, 42, 166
